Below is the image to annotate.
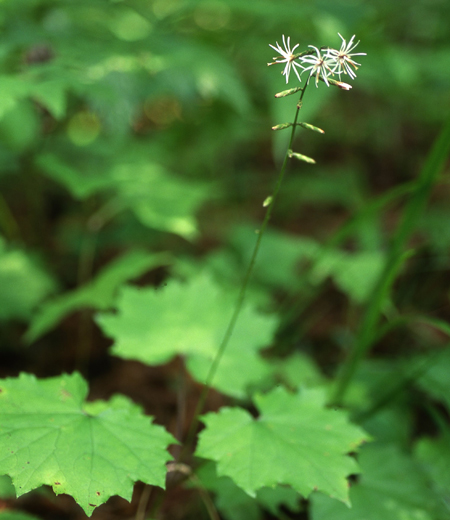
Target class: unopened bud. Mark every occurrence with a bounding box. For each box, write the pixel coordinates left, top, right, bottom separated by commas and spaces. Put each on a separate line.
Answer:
275, 86, 302, 98
263, 196, 273, 207
335, 81, 352, 90
326, 78, 352, 90
288, 150, 316, 164
298, 122, 325, 134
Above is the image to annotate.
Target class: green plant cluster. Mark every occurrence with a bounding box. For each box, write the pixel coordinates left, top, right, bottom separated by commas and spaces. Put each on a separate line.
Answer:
0, 1, 450, 520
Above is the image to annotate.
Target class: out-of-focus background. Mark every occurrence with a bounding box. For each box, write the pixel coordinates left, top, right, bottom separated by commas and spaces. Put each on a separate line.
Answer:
2, 0, 449, 355
0, 0, 450, 518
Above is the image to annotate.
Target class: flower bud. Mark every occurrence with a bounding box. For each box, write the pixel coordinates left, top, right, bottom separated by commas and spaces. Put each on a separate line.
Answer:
298, 122, 325, 134
274, 86, 302, 98
272, 123, 293, 131
325, 77, 352, 90
263, 196, 273, 207
288, 150, 316, 164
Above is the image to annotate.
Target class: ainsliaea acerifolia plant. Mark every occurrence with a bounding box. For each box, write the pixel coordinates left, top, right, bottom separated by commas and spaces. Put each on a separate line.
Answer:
189, 33, 367, 432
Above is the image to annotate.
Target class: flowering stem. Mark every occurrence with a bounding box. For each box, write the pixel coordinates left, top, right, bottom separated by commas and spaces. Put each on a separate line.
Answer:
181, 84, 309, 460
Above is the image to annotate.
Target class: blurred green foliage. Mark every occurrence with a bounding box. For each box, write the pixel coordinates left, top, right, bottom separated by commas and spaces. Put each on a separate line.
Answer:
0, 0, 450, 518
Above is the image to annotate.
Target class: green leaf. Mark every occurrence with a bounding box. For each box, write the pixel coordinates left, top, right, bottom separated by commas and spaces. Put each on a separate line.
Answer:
0, 238, 56, 322
230, 225, 385, 302
195, 387, 369, 503
111, 162, 209, 240
269, 352, 326, 390
0, 372, 175, 516
30, 78, 67, 120
25, 250, 172, 343
256, 485, 301, 516
311, 443, 446, 520
97, 273, 277, 398
36, 152, 210, 239
195, 461, 260, 520
310, 250, 386, 303
0, 76, 30, 119
35, 152, 114, 200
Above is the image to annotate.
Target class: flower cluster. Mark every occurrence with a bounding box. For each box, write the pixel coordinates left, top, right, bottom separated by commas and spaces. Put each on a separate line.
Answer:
268, 33, 366, 88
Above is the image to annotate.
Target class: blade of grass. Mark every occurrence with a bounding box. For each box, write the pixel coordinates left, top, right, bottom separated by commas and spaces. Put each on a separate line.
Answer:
332, 117, 450, 405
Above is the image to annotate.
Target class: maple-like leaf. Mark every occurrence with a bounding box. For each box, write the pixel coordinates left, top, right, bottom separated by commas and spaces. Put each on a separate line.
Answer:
195, 387, 369, 504
96, 273, 277, 398
0, 372, 175, 516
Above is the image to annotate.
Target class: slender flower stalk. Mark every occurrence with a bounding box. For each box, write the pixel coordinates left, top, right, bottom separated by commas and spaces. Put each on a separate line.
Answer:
182, 83, 310, 462
268, 35, 304, 84
183, 32, 366, 460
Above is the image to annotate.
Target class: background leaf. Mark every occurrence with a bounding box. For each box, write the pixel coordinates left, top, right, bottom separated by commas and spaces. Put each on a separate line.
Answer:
311, 443, 446, 520
0, 237, 56, 322
97, 272, 277, 398
25, 250, 172, 342
194, 460, 301, 520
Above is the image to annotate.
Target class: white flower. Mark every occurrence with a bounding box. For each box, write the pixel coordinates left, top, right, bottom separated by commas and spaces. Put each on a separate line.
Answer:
268, 35, 303, 84
326, 34, 366, 80
299, 46, 336, 87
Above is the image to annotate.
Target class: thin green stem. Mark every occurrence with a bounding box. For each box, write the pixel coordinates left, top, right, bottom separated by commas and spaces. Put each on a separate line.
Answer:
135, 485, 152, 520
181, 85, 309, 460
332, 117, 450, 405
189, 474, 221, 520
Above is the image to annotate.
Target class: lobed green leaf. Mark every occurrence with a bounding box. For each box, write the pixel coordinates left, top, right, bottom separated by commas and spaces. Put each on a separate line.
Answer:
0, 372, 175, 516
195, 387, 369, 503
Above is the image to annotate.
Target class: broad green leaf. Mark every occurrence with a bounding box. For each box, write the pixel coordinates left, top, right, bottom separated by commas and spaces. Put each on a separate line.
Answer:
195, 387, 369, 503
25, 250, 172, 343
35, 152, 113, 199
110, 162, 209, 240
97, 273, 277, 398
310, 250, 386, 303
269, 352, 326, 390
0, 372, 175, 516
230, 225, 385, 302
311, 443, 445, 520
36, 151, 210, 239
194, 460, 300, 520
0, 238, 56, 321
